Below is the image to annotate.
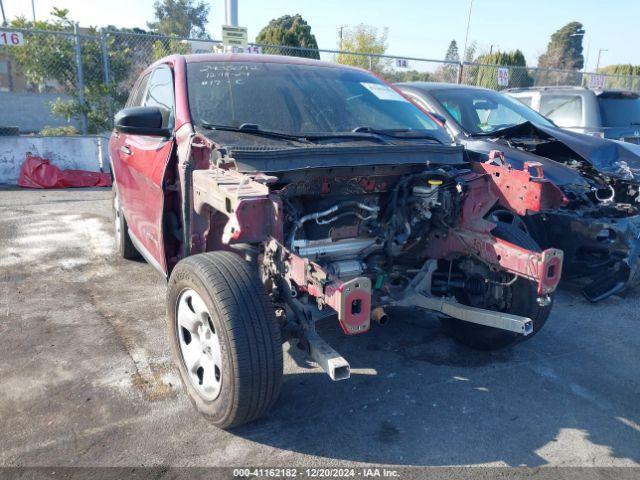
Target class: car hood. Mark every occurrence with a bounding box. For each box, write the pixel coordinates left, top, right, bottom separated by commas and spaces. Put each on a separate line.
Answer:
472, 122, 640, 182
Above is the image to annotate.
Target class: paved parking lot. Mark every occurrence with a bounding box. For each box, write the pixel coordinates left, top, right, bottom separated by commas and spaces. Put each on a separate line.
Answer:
0, 187, 639, 467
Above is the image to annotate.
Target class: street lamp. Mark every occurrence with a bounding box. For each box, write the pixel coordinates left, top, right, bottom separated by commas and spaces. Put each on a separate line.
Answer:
595, 48, 608, 71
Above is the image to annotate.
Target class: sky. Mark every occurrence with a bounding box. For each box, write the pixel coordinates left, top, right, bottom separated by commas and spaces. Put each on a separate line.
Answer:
2, 0, 639, 70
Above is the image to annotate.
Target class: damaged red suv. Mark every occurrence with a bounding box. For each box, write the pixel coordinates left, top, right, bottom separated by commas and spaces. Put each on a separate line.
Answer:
109, 54, 565, 428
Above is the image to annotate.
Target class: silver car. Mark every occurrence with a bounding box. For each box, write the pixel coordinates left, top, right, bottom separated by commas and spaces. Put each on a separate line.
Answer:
505, 86, 640, 144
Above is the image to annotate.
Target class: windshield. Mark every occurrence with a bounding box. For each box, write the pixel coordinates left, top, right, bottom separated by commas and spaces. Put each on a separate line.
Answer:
539, 95, 583, 127
598, 94, 640, 127
430, 88, 554, 135
186, 61, 449, 142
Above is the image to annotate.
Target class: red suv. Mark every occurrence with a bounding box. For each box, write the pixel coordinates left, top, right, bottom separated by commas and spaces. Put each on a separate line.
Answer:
110, 54, 565, 428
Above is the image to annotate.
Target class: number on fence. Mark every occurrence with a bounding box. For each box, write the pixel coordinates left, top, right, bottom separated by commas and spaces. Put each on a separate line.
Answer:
588, 74, 606, 90
497, 67, 509, 87
0, 30, 25, 46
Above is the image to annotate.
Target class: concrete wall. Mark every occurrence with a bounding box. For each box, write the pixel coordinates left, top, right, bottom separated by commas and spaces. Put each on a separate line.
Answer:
0, 91, 81, 133
0, 135, 110, 185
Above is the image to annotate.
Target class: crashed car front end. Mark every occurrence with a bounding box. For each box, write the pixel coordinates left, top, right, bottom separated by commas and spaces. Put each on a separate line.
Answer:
396, 83, 640, 302
480, 122, 640, 301
185, 136, 565, 377
538, 208, 640, 301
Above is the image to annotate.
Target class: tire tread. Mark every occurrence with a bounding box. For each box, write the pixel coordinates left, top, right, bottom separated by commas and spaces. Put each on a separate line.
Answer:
169, 251, 282, 428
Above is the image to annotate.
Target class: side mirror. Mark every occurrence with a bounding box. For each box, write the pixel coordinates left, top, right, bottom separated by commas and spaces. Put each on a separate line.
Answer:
429, 112, 447, 125
114, 106, 171, 137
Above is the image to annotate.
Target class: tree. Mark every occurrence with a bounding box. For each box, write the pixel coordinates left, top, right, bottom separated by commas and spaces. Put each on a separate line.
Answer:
381, 70, 433, 83
434, 39, 460, 82
152, 37, 192, 61
597, 64, 640, 76
255, 14, 319, 59
444, 40, 459, 62
464, 41, 477, 63
10, 9, 133, 133
147, 0, 210, 39
596, 64, 640, 90
336, 24, 389, 73
538, 22, 585, 70
475, 50, 533, 89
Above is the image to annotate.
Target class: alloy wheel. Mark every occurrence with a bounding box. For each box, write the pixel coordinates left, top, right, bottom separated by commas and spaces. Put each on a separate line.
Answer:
176, 288, 223, 401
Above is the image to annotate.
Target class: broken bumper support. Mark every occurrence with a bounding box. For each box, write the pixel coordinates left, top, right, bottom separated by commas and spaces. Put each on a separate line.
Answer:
393, 294, 533, 336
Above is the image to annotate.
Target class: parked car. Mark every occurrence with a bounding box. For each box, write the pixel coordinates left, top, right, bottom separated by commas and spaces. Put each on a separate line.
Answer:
110, 55, 565, 428
505, 86, 640, 143
397, 82, 640, 301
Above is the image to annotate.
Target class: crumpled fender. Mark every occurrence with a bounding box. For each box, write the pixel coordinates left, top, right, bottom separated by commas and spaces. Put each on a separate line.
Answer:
471, 150, 569, 216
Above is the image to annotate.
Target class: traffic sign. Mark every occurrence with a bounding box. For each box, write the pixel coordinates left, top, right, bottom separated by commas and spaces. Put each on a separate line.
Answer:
222, 25, 248, 47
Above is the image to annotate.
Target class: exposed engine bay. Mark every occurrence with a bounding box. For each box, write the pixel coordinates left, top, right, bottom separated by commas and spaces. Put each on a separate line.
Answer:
192, 159, 562, 336
280, 169, 458, 281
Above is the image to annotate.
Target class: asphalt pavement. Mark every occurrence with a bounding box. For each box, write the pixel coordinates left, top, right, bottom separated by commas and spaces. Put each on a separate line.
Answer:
0, 187, 639, 467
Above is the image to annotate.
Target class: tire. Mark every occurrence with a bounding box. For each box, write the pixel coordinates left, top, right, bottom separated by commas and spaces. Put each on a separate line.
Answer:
441, 221, 554, 350
487, 208, 550, 249
167, 251, 283, 429
112, 186, 139, 260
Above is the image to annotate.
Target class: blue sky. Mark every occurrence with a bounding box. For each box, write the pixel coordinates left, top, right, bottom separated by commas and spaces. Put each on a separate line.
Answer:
3, 0, 639, 69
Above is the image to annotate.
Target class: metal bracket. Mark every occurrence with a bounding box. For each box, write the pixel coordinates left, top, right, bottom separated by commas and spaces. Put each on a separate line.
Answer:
395, 294, 533, 335
295, 305, 351, 381
304, 329, 351, 381
391, 259, 533, 336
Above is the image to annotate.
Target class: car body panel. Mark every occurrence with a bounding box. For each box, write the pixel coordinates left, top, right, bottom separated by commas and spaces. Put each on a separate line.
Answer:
397, 81, 640, 301
108, 58, 189, 273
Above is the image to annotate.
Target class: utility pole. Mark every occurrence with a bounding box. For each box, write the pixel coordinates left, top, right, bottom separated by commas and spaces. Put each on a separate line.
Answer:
337, 25, 347, 51
31, 0, 36, 22
595, 48, 608, 71
462, 0, 474, 62
0, 0, 7, 26
584, 36, 591, 71
73, 23, 87, 134
458, 0, 473, 84
224, 0, 238, 26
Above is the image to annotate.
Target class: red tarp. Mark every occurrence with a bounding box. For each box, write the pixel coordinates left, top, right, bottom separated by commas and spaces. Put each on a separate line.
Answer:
18, 154, 112, 189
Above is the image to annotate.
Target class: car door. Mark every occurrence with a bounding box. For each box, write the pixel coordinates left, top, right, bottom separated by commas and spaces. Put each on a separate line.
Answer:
110, 71, 150, 217
116, 65, 176, 273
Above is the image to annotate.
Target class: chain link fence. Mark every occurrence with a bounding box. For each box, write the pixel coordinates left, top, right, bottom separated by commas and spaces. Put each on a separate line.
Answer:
2, 26, 640, 135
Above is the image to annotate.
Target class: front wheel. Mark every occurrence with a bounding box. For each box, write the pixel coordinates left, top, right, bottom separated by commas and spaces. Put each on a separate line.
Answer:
167, 251, 283, 429
440, 222, 554, 350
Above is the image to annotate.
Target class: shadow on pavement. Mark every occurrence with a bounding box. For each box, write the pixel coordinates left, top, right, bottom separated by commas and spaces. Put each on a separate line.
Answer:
232, 309, 640, 466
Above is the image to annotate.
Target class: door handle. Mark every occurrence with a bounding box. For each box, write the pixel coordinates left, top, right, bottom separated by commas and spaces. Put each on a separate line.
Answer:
120, 145, 132, 155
